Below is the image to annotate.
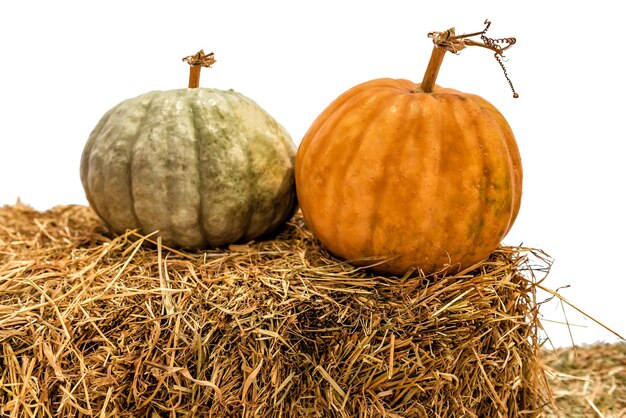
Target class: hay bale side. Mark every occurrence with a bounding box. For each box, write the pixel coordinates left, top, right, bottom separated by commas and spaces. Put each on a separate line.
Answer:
0, 203, 552, 417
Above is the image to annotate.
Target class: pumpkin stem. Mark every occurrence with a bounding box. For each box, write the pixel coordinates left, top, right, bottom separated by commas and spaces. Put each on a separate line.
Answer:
420, 46, 447, 95
420, 20, 519, 98
182, 50, 216, 88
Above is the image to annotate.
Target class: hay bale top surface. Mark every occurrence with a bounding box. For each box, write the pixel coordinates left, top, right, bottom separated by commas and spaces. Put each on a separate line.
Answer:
0, 203, 552, 417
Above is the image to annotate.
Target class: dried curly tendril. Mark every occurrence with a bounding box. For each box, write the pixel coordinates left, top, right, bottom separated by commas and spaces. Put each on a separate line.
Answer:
427, 20, 519, 98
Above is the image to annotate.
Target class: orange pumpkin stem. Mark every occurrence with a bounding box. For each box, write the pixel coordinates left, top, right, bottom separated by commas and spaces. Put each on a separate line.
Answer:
182, 50, 216, 88
420, 46, 447, 94
420, 20, 519, 98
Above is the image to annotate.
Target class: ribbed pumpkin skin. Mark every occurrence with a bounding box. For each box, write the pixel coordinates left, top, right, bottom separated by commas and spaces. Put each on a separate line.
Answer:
296, 78, 522, 275
81, 88, 297, 248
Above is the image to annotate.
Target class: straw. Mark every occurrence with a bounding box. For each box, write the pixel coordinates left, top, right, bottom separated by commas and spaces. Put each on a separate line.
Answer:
543, 342, 626, 417
1, 202, 557, 416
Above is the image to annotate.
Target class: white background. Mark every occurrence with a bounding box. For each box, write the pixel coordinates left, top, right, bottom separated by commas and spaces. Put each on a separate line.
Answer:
1, 1, 624, 348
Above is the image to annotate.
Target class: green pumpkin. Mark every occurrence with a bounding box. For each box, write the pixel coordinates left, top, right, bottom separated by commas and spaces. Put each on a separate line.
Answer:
80, 88, 297, 248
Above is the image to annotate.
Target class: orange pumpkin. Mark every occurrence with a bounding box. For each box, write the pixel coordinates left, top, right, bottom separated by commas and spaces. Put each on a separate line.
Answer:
295, 24, 522, 276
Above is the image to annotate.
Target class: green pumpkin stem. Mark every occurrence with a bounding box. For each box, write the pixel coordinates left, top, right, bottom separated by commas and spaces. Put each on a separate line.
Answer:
420, 20, 519, 98
182, 50, 216, 88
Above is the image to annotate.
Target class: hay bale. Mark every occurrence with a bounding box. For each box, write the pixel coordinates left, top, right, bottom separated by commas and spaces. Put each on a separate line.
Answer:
542, 342, 626, 417
0, 203, 552, 417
